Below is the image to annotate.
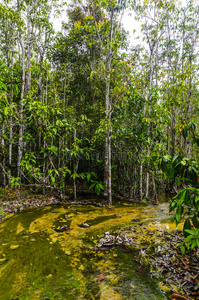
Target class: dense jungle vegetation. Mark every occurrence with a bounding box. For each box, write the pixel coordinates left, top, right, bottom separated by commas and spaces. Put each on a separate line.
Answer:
0, 0, 199, 250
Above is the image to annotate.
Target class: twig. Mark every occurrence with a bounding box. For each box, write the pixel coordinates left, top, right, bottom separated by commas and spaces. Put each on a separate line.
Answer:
169, 293, 190, 300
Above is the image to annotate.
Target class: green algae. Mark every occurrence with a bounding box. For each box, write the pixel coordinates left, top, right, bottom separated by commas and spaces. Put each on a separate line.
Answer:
0, 203, 178, 300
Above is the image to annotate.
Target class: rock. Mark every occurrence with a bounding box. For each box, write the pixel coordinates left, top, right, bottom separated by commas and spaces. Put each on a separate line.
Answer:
97, 232, 135, 249
131, 218, 140, 222
54, 225, 71, 232
78, 222, 89, 228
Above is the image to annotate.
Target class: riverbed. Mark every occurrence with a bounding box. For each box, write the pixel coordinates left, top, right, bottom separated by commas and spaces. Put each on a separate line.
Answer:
0, 202, 180, 299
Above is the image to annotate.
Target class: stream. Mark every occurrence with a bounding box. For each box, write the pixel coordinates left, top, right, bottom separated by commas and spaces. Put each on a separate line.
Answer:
0, 202, 179, 300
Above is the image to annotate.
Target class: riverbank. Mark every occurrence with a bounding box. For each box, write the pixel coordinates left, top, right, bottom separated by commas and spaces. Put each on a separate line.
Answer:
109, 225, 199, 299
0, 187, 105, 222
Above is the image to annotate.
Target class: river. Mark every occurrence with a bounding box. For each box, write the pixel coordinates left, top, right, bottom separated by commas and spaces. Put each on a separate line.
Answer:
0, 202, 177, 299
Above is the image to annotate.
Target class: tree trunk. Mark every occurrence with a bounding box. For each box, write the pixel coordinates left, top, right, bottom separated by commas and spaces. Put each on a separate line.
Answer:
1, 122, 6, 186
108, 114, 112, 206
104, 7, 114, 206
73, 129, 77, 201
8, 46, 14, 184
150, 171, 157, 202
104, 134, 109, 197
17, 32, 25, 179
43, 140, 46, 195
171, 106, 176, 157
140, 164, 143, 200
26, 4, 32, 92
145, 171, 149, 199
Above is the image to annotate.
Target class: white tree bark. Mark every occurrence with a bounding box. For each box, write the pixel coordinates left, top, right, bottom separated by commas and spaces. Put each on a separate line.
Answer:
1, 123, 6, 186
17, 31, 25, 179
140, 164, 143, 200
104, 7, 114, 206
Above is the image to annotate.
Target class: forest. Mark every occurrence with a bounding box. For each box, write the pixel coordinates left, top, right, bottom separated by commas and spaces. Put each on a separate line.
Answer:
0, 0, 199, 298
1, 0, 199, 200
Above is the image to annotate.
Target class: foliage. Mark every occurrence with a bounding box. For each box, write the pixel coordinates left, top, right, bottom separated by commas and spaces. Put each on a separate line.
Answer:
161, 155, 199, 187
1, 0, 199, 204
168, 120, 199, 252
170, 187, 199, 252
10, 177, 21, 189
85, 172, 105, 195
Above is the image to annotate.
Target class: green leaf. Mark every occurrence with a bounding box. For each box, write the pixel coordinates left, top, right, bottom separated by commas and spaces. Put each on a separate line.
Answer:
195, 195, 199, 203
95, 184, 100, 195
181, 244, 185, 254
171, 215, 176, 222
185, 229, 196, 236
167, 166, 174, 180
172, 155, 178, 163
184, 234, 193, 241
192, 216, 199, 229
71, 173, 79, 179
98, 183, 104, 190
79, 173, 85, 179
51, 176, 55, 184
62, 167, 71, 176
48, 145, 58, 156
187, 133, 193, 141
175, 206, 182, 225
177, 190, 186, 206
182, 127, 187, 139
87, 173, 91, 182
191, 240, 197, 249
89, 183, 95, 189
169, 200, 177, 212
183, 218, 191, 237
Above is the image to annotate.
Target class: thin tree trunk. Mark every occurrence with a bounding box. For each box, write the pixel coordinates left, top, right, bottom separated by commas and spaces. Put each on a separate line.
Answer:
17, 32, 25, 179
108, 114, 112, 205
73, 129, 77, 201
171, 106, 176, 157
150, 171, 157, 202
8, 46, 14, 184
140, 164, 143, 200
104, 7, 114, 206
104, 134, 109, 197
43, 141, 46, 195
26, 4, 31, 92
146, 171, 149, 199
8, 114, 13, 184
1, 123, 6, 186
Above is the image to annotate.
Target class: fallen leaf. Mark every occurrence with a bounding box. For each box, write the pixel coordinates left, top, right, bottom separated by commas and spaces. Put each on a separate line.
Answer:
130, 284, 136, 289
10, 245, 19, 250
192, 274, 199, 280
97, 273, 105, 283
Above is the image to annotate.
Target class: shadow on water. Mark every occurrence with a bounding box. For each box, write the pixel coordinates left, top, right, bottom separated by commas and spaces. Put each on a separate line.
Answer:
0, 203, 173, 299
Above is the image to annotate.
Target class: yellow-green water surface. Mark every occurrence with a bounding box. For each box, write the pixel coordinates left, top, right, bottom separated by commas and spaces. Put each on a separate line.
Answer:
0, 203, 177, 300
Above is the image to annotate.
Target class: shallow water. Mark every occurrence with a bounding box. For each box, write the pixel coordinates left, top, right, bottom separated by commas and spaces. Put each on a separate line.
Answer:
0, 202, 178, 299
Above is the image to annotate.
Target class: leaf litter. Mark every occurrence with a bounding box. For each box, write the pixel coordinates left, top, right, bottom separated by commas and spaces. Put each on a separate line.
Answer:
96, 224, 199, 299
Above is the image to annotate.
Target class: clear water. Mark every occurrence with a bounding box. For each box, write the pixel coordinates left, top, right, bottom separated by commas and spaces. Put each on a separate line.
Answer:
0, 202, 175, 299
